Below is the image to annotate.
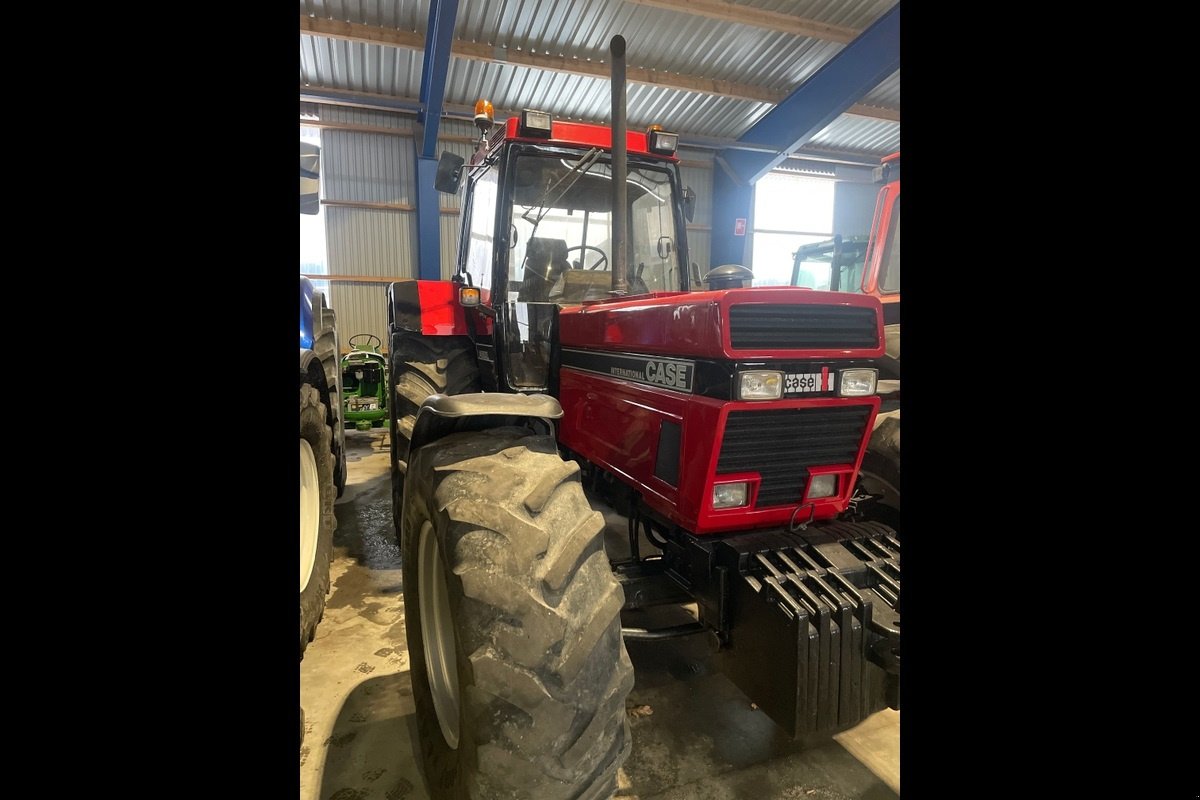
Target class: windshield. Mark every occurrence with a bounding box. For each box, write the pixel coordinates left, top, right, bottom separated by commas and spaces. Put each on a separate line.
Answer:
507, 152, 683, 303
792, 237, 869, 292
878, 194, 899, 294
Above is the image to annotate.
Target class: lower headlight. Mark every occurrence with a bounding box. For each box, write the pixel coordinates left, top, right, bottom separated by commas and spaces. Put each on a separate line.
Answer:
838, 368, 877, 397
806, 474, 837, 499
712, 482, 749, 509
738, 371, 783, 400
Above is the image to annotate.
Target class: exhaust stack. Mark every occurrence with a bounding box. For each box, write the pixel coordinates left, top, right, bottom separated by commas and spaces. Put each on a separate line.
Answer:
610, 35, 628, 296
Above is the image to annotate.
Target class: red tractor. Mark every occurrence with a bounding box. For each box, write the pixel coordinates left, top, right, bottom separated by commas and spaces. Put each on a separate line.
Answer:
854, 152, 900, 531
790, 154, 899, 532
387, 37, 900, 800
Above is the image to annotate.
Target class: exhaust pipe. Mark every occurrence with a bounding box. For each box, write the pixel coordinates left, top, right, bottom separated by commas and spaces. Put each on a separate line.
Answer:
610, 35, 628, 296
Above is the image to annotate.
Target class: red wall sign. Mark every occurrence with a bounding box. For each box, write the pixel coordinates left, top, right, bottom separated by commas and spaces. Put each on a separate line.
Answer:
734, 218, 746, 236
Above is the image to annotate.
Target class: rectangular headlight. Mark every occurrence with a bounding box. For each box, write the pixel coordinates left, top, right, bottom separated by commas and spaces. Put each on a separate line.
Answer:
838, 368, 877, 397
738, 371, 783, 400
712, 482, 748, 509
806, 474, 837, 499
520, 109, 552, 137
649, 130, 678, 155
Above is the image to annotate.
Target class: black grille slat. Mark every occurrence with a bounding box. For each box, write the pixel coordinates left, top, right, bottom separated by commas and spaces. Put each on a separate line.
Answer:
726, 424, 865, 441
729, 304, 878, 350
717, 407, 871, 508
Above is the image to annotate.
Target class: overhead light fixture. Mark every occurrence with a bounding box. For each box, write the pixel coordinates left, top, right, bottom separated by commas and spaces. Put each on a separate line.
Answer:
646, 124, 678, 155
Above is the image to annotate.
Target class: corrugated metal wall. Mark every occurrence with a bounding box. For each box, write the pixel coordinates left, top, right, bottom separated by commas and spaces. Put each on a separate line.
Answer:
320, 108, 417, 347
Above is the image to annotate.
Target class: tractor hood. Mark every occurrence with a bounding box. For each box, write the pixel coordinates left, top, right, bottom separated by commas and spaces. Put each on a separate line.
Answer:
556, 288, 885, 361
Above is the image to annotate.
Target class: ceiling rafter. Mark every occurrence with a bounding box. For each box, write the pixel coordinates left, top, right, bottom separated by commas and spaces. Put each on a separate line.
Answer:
300, 15, 898, 122
623, 0, 860, 43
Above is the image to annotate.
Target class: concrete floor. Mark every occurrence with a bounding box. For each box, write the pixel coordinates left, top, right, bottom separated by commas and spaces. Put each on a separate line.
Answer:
300, 428, 899, 800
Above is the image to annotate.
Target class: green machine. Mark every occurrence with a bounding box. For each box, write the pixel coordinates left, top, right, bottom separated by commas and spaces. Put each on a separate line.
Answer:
340, 334, 388, 431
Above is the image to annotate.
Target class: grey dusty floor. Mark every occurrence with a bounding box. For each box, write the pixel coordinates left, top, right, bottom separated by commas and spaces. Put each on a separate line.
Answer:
300, 428, 899, 800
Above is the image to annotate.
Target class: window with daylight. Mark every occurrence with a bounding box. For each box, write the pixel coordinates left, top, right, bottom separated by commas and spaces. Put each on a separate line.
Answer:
750, 172, 835, 286
300, 124, 329, 295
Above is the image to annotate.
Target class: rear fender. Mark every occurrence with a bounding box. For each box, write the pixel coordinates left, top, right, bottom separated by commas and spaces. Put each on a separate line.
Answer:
388, 279, 477, 336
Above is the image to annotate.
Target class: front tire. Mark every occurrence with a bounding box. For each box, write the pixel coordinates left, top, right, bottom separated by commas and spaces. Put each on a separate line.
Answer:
300, 383, 336, 658
402, 427, 633, 800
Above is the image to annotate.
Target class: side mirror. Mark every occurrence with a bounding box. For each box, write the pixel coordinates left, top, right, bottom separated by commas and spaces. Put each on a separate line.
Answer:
682, 186, 696, 223
435, 151, 465, 194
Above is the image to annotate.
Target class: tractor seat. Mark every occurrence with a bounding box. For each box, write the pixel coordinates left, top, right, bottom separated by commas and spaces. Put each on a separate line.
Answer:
518, 237, 571, 302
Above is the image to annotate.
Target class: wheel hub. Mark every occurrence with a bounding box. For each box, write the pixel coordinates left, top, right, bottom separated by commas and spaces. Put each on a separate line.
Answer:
300, 439, 320, 593
418, 521, 461, 748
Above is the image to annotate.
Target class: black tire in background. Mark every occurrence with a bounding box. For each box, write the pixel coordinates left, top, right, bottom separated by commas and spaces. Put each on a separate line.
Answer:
402, 427, 633, 800
857, 414, 901, 533
300, 383, 336, 658
313, 292, 347, 497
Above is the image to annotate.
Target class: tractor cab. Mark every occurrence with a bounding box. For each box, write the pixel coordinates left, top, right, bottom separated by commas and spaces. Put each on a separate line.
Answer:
434, 103, 700, 391
438, 103, 698, 305
790, 234, 870, 292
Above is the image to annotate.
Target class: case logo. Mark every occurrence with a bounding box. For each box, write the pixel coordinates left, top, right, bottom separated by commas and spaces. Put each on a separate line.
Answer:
563, 349, 695, 393
640, 359, 690, 390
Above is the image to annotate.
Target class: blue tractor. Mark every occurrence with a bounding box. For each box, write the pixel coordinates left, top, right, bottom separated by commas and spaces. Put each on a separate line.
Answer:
299, 139, 346, 660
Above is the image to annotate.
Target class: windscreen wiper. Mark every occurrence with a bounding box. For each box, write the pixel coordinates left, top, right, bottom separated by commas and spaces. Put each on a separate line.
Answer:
522, 148, 602, 231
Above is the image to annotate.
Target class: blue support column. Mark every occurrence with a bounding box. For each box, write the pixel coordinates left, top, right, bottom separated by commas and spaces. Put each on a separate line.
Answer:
415, 0, 459, 281
416, 155, 443, 279
711, 157, 754, 268
710, 2, 900, 267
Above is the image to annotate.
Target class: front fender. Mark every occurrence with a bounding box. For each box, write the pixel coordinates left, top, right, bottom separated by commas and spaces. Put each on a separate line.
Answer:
408, 393, 563, 460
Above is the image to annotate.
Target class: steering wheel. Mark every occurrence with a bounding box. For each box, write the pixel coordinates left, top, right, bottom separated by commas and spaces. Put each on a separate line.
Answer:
348, 333, 381, 350
567, 245, 609, 271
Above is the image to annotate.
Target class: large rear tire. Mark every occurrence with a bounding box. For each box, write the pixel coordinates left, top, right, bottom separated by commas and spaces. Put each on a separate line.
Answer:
389, 333, 479, 534
313, 291, 347, 497
402, 427, 633, 800
300, 383, 336, 658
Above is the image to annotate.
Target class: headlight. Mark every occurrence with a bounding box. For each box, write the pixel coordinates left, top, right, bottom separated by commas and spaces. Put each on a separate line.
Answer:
520, 109, 552, 137
738, 371, 782, 400
459, 286, 481, 307
647, 125, 678, 155
838, 368, 877, 397
712, 482, 749, 509
806, 474, 837, 499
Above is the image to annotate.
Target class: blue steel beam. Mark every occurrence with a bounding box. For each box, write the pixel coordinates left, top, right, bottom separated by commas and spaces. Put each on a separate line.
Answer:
711, 2, 899, 267
417, 0, 459, 159
724, 3, 899, 185
416, 0, 459, 280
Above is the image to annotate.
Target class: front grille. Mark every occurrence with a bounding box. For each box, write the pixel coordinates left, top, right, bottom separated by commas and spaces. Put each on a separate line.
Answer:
716, 406, 871, 507
729, 304, 878, 350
